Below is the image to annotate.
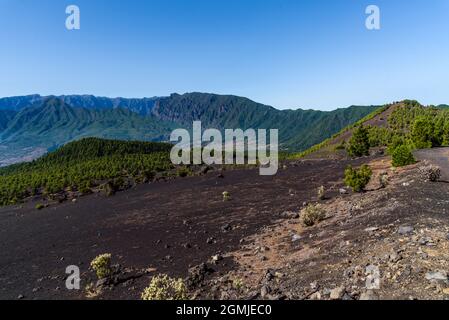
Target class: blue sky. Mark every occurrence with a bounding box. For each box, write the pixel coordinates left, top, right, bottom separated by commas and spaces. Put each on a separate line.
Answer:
1, 0, 448, 110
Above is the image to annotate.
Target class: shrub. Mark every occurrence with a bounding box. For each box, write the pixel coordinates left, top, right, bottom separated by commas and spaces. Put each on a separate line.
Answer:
344, 165, 372, 192
391, 145, 416, 167
378, 172, 389, 188
90, 253, 112, 279
419, 165, 441, 182
317, 186, 326, 200
141, 274, 188, 300
222, 191, 230, 201
177, 167, 190, 178
103, 181, 117, 197
411, 116, 435, 149
35, 203, 45, 210
347, 126, 370, 157
232, 278, 244, 290
301, 204, 326, 227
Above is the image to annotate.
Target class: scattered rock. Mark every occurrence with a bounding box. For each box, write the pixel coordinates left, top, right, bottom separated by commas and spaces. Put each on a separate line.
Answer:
359, 290, 379, 300
17, 294, 24, 300
425, 271, 448, 281
339, 188, 348, 195
221, 224, 233, 232
292, 234, 302, 242
279, 211, 299, 219
206, 237, 216, 244
389, 251, 402, 263
211, 254, 223, 263
264, 270, 274, 282
398, 226, 414, 235
310, 281, 319, 291
186, 263, 213, 288
364, 227, 379, 232
260, 285, 271, 298
309, 291, 321, 300
329, 286, 346, 300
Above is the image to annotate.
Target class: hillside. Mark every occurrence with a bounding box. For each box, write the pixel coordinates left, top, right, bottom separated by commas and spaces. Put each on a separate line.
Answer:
0, 93, 380, 165
295, 100, 449, 159
0, 138, 174, 206
0, 110, 16, 131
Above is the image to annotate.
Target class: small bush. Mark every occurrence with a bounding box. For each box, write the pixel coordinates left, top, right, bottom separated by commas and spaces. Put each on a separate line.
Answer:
35, 203, 45, 210
378, 172, 389, 188
177, 167, 191, 178
392, 145, 415, 167
317, 186, 326, 200
141, 274, 188, 300
344, 165, 372, 192
90, 253, 112, 279
222, 191, 230, 201
301, 204, 326, 227
232, 278, 244, 290
419, 165, 441, 182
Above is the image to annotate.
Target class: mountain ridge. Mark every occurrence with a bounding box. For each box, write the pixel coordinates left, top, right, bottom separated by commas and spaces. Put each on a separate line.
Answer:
0, 93, 381, 166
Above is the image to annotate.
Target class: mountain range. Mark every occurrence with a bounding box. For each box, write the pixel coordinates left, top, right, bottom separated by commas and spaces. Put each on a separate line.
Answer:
0, 92, 380, 166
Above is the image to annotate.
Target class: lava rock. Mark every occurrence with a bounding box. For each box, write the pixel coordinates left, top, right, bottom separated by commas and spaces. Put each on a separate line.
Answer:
398, 226, 414, 235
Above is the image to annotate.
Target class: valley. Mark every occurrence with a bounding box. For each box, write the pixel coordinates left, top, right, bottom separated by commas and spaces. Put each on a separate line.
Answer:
0, 93, 380, 166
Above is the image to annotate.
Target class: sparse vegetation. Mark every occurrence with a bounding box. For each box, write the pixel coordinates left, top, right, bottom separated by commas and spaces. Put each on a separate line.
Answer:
176, 166, 191, 178
318, 186, 326, 200
141, 274, 188, 300
222, 191, 230, 201
232, 278, 245, 290
35, 203, 45, 210
344, 165, 372, 192
379, 172, 389, 188
301, 204, 326, 227
90, 253, 112, 279
392, 145, 416, 167
347, 125, 370, 158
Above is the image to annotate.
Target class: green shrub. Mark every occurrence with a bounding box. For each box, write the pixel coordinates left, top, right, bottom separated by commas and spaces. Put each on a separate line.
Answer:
347, 126, 370, 157
35, 203, 45, 210
411, 116, 435, 149
391, 145, 416, 167
344, 165, 372, 192
141, 274, 188, 300
301, 204, 326, 227
176, 167, 191, 178
90, 253, 112, 279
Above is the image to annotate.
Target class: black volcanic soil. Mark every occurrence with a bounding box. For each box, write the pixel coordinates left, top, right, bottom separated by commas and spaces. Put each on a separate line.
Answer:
0, 157, 368, 300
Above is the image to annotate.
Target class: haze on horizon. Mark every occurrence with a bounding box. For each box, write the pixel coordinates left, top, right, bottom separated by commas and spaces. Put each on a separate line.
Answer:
1, 0, 448, 111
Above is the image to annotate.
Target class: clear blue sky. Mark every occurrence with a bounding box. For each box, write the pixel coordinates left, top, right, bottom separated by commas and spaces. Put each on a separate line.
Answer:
1, 0, 448, 110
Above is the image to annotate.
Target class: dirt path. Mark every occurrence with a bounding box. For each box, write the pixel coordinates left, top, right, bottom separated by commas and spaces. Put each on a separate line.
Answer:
414, 147, 449, 180
0, 158, 367, 300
